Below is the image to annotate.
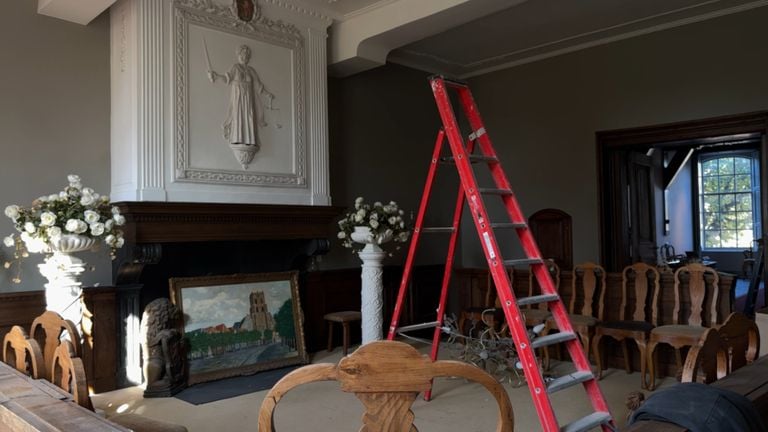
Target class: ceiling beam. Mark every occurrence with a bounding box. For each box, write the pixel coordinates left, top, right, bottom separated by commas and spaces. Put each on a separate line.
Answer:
37, 0, 116, 25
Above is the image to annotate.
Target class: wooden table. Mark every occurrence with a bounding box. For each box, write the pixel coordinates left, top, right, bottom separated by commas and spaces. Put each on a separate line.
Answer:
0, 362, 128, 431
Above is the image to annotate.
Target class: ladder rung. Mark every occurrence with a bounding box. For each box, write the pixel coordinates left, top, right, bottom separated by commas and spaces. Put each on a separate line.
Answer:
440, 155, 498, 164
490, 222, 526, 229
531, 332, 577, 349
547, 371, 594, 394
517, 294, 559, 307
503, 258, 543, 267
396, 321, 439, 333
560, 412, 613, 432
478, 188, 512, 195
420, 227, 456, 233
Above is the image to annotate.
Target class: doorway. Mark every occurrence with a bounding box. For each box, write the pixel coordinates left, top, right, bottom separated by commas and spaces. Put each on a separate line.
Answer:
597, 112, 768, 273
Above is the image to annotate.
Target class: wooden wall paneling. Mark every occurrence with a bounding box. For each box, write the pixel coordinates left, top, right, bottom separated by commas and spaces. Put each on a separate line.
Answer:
82, 287, 118, 393
0, 291, 45, 345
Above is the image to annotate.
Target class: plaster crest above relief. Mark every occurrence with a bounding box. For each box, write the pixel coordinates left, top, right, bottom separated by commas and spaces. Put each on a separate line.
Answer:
173, 0, 306, 187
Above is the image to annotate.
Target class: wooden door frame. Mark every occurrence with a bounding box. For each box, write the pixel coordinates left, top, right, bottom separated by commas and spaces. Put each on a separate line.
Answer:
597, 111, 768, 271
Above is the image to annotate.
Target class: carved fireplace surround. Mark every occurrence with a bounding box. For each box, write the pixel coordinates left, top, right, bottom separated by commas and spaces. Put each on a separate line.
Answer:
112, 201, 341, 386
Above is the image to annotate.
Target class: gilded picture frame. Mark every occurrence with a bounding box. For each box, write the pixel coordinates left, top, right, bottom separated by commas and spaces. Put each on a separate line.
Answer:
169, 271, 308, 385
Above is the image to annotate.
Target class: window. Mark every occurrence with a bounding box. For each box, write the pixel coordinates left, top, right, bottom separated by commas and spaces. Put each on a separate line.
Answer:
698, 151, 761, 249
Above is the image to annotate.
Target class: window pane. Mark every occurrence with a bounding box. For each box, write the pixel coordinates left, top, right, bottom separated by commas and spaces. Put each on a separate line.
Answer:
721, 194, 736, 212
734, 157, 751, 174
702, 212, 720, 230
721, 230, 738, 248
736, 194, 752, 211
702, 177, 718, 194
701, 159, 718, 176
737, 212, 753, 230
702, 195, 719, 212
738, 230, 754, 248
721, 212, 737, 230
703, 230, 720, 249
720, 176, 735, 192
719, 157, 735, 175
734, 175, 751, 191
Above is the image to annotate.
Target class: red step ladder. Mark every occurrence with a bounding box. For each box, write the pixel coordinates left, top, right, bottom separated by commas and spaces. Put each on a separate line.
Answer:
386, 76, 616, 432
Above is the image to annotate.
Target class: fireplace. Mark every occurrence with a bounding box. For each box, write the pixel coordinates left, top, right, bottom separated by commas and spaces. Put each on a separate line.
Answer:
112, 202, 341, 387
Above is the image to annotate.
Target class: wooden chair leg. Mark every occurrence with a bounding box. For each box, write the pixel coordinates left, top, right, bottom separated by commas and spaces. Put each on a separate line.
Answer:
621, 339, 631, 374
342, 322, 350, 356
592, 333, 604, 380
636, 340, 648, 390
327, 321, 334, 352
647, 341, 658, 391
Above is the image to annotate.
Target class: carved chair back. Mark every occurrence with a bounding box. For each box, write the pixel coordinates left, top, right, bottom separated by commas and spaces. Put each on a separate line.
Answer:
527, 259, 560, 310
258, 340, 514, 432
30, 311, 82, 380
569, 262, 607, 320
621, 262, 661, 325
2, 325, 44, 378
51, 339, 91, 410
672, 263, 719, 327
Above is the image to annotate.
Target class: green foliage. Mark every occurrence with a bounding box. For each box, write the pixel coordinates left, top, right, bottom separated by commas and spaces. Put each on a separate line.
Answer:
187, 329, 263, 354
273, 300, 295, 339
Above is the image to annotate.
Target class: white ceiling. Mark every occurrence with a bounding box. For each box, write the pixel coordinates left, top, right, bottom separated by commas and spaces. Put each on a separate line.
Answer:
38, 0, 768, 78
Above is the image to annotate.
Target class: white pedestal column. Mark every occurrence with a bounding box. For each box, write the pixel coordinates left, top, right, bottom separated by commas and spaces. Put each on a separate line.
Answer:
38, 251, 86, 334
358, 243, 387, 345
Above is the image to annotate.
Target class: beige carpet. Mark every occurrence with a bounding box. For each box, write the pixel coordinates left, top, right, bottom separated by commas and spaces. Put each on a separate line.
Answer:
92, 343, 677, 431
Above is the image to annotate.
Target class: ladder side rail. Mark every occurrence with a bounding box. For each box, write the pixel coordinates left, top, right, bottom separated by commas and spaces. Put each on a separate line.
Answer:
455, 83, 615, 431
424, 139, 475, 401
431, 78, 561, 432
387, 130, 447, 340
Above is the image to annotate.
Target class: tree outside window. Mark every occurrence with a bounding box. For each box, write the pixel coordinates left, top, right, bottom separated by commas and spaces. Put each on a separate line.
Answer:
699, 153, 760, 249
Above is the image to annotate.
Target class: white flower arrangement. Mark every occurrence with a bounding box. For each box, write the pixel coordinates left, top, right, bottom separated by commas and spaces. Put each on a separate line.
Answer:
337, 197, 410, 253
3, 175, 126, 282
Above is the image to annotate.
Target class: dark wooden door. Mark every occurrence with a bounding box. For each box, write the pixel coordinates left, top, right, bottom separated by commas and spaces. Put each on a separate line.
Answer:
529, 208, 573, 270
627, 152, 657, 265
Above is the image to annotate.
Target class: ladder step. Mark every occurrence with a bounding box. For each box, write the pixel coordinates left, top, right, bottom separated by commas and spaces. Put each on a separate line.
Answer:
517, 294, 559, 307
560, 412, 613, 432
547, 371, 594, 394
420, 227, 456, 233
478, 188, 512, 195
396, 321, 439, 333
490, 222, 527, 229
531, 332, 577, 349
440, 155, 498, 164
503, 258, 543, 267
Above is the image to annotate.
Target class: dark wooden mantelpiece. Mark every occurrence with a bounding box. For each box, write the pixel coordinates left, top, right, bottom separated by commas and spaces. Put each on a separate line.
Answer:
115, 202, 343, 243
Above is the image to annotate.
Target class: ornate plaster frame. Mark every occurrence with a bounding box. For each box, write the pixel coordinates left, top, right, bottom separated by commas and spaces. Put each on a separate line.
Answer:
173, 0, 306, 187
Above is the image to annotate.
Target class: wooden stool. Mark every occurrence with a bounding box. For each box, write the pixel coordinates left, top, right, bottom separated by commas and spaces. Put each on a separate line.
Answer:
324, 311, 361, 356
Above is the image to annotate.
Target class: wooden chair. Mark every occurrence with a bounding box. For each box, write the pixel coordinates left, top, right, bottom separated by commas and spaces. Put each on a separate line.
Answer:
523, 259, 560, 327
30, 310, 82, 380
2, 325, 44, 378
647, 263, 719, 390
681, 312, 759, 384
458, 269, 510, 339
258, 340, 514, 432
51, 339, 91, 410
592, 262, 660, 389
543, 262, 606, 366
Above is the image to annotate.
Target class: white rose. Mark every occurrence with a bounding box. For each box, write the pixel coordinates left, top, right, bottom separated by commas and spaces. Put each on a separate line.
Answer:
90, 222, 105, 236
40, 212, 57, 227
400, 221, 405, 229
370, 220, 379, 229
80, 194, 95, 206
374, 202, 382, 207
113, 214, 126, 226
24, 222, 36, 233
115, 236, 125, 248
388, 216, 397, 225
370, 213, 379, 221
354, 197, 364, 204
398, 232, 409, 242
82, 187, 94, 195
47, 226, 62, 239
48, 194, 59, 201
354, 214, 363, 223
111, 206, 120, 215
105, 219, 114, 230
105, 234, 116, 246
356, 209, 366, 217
3, 236, 15, 247
37, 196, 48, 202
100, 195, 109, 203
83, 210, 100, 224
4, 205, 20, 220
21, 232, 45, 253
67, 174, 81, 184
337, 231, 346, 239
59, 191, 68, 199
65, 219, 88, 234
